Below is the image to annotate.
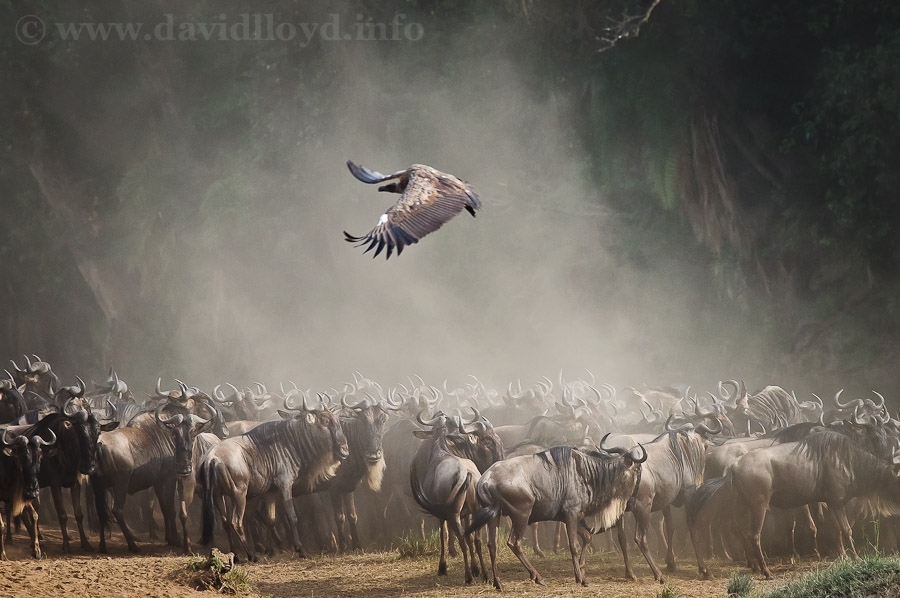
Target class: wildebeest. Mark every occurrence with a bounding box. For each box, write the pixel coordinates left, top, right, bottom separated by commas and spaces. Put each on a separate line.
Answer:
91, 397, 211, 553
467, 438, 647, 589
613, 421, 718, 583
691, 429, 900, 579
294, 395, 388, 553
409, 410, 504, 585
24, 398, 118, 552
0, 426, 55, 559
199, 399, 349, 562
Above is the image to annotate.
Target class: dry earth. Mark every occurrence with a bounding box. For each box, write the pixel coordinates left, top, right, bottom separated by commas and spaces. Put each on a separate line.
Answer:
0, 527, 837, 598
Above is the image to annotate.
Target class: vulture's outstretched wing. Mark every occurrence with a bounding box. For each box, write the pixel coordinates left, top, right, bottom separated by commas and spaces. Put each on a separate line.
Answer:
344, 163, 481, 259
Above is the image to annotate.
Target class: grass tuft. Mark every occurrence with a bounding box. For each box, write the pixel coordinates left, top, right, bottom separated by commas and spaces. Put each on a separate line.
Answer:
761, 554, 900, 598
657, 582, 679, 598
727, 571, 753, 597
395, 528, 441, 558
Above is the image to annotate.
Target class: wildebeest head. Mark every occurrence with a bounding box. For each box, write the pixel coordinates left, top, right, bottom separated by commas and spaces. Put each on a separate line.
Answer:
341, 395, 388, 490
156, 403, 208, 476
62, 397, 117, 475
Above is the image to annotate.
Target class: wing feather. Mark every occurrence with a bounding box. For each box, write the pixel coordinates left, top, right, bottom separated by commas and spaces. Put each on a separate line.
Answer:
344, 163, 481, 259
346, 161, 407, 185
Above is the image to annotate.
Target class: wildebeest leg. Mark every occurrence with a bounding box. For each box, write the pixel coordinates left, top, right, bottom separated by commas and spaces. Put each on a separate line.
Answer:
747, 500, 772, 579
21, 502, 42, 559
448, 516, 473, 584
832, 505, 858, 559
49, 484, 72, 553
633, 502, 665, 583
470, 522, 488, 583
554, 521, 565, 553
112, 482, 141, 553
687, 505, 711, 580
177, 475, 192, 554
563, 519, 588, 586
487, 517, 502, 590
506, 512, 545, 585
616, 517, 636, 580
229, 488, 257, 563
803, 504, 820, 558
0, 510, 6, 560
153, 480, 179, 547
530, 522, 546, 557
143, 493, 159, 540
438, 518, 449, 575
329, 491, 348, 552
343, 492, 361, 551
663, 505, 677, 572
279, 485, 309, 558
71, 480, 93, 551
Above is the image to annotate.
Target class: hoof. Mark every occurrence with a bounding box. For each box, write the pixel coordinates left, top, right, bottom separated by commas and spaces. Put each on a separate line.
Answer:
128, 546, 141, 554
581, 581, 588, 587
81, 543, 95, 552
666, 563, 677, 573
438, 562, 448, 576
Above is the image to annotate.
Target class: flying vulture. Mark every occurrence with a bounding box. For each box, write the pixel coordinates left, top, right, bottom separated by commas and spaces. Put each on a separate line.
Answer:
343, 161, 481, 259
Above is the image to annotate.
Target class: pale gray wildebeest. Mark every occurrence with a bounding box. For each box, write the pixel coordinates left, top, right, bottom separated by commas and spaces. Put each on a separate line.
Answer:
0, 426, 55, 559
613, 419, 719, 583
91, 395, 212, 553
466, 437, 647, 589
409, 410, 504, 585
199, 399, 348, 562
690, 429, 900, 579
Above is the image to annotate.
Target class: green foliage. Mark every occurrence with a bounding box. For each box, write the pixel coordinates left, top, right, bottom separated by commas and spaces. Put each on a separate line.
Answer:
761, 554, 900, 598
727, 571, 754, 597
187, 549, 252, 594
395, 529, 441, 559
656, 582, 680, 598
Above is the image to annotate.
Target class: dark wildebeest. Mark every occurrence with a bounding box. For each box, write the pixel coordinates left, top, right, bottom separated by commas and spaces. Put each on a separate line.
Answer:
691, 429, 900, 579
199, 399, 349, 562
467, 438, 647, 589
0, 426, 55, 559
612, 420, 719, 583
25, 397, 118, 552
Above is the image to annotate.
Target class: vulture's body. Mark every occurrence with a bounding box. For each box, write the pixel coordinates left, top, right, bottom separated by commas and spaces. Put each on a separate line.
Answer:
343, 161, 481, 259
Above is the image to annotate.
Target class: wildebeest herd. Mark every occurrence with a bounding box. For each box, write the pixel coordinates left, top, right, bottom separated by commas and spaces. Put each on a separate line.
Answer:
2, 356, 900, 591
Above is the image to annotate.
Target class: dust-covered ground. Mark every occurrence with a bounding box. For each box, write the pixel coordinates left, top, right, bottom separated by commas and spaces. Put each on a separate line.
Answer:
0, 527, 837, 597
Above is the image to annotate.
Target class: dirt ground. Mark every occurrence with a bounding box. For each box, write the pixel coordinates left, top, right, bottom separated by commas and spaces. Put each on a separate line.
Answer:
0, 526, 836, 598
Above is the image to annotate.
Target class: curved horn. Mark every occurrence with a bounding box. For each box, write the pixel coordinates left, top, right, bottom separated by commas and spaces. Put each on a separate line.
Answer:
416, 409, 443, 427
695, 418, 722, 436
63, 398, 83, 417
155, 406, 183, 426
1, 428, 27, 446
834, 389, 859, 410
301, 394, 322, 412
872, 391, 886, 410
31, 429, 57, 447
629, 443, 648, 464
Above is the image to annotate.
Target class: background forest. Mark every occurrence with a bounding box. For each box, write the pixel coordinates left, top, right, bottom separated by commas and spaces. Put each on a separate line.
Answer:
1, 0, 899, 397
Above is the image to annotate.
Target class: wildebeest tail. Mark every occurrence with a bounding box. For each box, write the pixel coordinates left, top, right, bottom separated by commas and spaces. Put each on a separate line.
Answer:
200, 459, 216, 546
466, 503, 500, 535
686, 474, 730, 527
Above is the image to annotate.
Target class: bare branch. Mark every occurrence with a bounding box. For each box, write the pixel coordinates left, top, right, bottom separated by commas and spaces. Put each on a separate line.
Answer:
596, 0, 664, 52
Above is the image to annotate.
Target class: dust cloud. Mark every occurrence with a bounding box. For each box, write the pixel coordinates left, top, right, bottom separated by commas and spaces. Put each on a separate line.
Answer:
32, 5, 778, 395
